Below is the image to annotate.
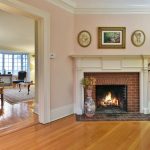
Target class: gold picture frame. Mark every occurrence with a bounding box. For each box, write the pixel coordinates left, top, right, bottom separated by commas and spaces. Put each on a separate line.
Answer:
98, 27, 126, 49
131, 30, 145, 47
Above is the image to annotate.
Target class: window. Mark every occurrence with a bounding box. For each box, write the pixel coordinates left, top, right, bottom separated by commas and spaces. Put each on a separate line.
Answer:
0, 52, 29, 75
14, 54, 22, 75
22, 54, 28, 71
4, 54, 12, 73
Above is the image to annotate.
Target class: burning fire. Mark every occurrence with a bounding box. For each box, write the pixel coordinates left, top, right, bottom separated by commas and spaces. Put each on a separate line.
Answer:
100, 92, 119, 107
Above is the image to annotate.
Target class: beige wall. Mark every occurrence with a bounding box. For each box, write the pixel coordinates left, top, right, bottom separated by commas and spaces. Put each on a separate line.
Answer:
75, 14, 150, 55
20, 1, 150, 112
21, 0, 74, 109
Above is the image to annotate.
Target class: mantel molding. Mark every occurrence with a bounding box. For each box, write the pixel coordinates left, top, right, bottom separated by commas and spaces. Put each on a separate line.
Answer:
70, 54, 150, 59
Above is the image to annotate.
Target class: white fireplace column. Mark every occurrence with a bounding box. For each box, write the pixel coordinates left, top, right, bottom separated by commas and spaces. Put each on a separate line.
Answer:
143, 69, 149, 113
74, 59, 84, 114
143, 57, 149, 114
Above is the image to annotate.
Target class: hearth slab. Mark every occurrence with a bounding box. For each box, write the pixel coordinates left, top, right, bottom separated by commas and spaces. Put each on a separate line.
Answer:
76, 113, 150, 121
96, 107, 127, 114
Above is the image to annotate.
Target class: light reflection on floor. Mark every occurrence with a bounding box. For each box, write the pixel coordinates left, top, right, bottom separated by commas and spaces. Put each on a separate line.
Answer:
0, 101, 36, 130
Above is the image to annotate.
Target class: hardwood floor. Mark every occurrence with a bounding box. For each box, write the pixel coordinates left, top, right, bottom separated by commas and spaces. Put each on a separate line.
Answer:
0, 101, 38, 136
0, 115, 150, 150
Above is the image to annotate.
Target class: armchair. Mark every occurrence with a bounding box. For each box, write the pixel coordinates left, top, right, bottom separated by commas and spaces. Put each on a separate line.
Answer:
12, 71, 27, 87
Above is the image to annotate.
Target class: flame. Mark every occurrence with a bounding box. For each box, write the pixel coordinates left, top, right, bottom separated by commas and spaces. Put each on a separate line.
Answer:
105, 92, 111, 101
100, 92, 119, 107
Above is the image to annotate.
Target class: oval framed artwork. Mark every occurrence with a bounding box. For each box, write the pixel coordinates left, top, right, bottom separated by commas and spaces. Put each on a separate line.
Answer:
131, 30, 145, 47
77, 30, 91, 47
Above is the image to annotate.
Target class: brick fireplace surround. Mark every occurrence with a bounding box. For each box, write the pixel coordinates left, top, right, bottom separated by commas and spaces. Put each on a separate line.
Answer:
84, 72, 139, 112
72, 55, 150, 115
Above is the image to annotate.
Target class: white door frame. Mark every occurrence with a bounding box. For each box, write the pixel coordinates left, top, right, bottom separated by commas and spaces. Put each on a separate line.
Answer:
0, 0, 51, 123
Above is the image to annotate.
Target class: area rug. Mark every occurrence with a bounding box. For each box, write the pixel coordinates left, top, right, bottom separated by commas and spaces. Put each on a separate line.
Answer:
76, 113, 150, 121
4, 86, 35, 104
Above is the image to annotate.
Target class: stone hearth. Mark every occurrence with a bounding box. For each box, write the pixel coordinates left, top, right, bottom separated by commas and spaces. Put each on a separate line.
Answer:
72, 55, 150, 115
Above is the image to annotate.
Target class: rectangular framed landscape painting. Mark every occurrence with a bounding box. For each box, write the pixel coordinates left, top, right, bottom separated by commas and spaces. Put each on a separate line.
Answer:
98, 27, 126, 49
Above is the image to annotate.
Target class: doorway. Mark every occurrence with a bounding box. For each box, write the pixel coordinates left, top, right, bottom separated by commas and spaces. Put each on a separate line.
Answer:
0, 1, 50, 124
0, 9, 37, 134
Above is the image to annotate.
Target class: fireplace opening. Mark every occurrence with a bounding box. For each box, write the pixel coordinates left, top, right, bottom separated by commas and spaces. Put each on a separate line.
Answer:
96, 85, 127, 113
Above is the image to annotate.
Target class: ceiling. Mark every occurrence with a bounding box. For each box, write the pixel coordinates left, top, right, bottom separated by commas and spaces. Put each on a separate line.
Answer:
0, 10, 35, 53
48, 0, 150, 13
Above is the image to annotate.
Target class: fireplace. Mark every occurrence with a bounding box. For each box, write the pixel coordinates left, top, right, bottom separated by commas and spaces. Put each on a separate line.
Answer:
84, 72, 139, 112
72, 55, 150, 115
96, 85, 127, 113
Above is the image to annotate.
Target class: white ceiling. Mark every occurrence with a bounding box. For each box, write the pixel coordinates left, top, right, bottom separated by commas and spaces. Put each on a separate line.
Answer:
0, 10, 35, 53
48, 0, 150, 13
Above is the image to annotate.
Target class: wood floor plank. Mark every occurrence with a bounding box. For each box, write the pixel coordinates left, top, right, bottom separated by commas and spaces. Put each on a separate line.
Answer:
0, 101, 38, 136
0, 115, 150, 150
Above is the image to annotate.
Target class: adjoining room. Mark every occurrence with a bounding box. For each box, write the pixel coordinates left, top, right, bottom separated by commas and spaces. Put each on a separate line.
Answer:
0, 10, 37, 135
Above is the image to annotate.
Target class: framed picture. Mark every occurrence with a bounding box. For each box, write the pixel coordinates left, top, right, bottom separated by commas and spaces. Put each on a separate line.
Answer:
131, 30, 145, 47
78, 30, 91, 47
98, 27, 126, 49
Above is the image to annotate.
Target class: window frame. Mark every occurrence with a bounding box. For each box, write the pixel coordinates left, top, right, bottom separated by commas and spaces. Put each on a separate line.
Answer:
0, 51, 29, 75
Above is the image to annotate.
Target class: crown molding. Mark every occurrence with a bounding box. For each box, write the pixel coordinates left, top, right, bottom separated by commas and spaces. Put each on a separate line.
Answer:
74, 8, 150, 14
46, 0, 74, 13
61, 0, 76, 8
46, 0, 150, 14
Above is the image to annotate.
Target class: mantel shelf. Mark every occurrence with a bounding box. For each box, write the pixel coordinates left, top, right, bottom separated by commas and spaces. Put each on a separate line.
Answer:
70, 54, 150, 59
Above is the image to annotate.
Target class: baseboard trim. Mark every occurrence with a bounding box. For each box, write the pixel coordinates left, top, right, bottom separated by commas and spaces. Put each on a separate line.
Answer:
50, 104, 74, 121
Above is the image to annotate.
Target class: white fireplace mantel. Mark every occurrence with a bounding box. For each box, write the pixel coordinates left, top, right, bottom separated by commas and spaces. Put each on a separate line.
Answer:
71, 54, 150, 114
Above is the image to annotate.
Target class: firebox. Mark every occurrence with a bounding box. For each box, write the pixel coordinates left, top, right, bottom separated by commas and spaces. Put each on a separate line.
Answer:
96, 85, 127, 113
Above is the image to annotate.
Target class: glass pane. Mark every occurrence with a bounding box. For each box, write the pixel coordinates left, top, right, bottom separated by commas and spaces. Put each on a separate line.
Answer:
4, 54, 8, 58
4, 58, 8, 63
17, 55, 21, 59
14, 66, 18, 70
9, 64, 12, 67
9, 55, 12, 59
14, 59, 17, 63
14, 55, 17, 58
5, 66, 8, 70
18, 63, 21, 66
14, 70, 18, 75
4, 64, 8, 67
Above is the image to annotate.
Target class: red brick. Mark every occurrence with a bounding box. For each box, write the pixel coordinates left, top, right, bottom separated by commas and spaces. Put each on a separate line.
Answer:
84, 72, 139, 112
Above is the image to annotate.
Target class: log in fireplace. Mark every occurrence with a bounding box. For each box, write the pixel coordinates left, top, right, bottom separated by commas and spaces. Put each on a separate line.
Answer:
96, 85, 127, 113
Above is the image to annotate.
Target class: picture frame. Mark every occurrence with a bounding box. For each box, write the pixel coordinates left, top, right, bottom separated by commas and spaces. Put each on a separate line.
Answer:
131, 30, 145, 47
98, 27, 126, 49
78, 30, 91, 47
